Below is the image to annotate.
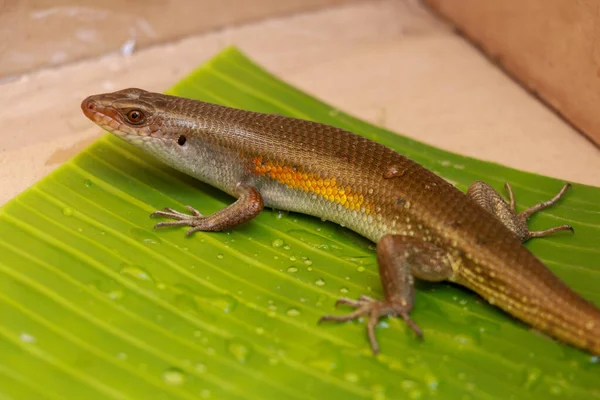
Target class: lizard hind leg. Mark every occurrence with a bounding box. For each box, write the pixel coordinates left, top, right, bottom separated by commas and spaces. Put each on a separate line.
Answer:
467, 181, 573, 242
319, 235, 454, 354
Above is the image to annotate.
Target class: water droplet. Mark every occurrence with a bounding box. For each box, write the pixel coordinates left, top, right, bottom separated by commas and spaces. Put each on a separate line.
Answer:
195, 363, 207, 373
283, 244, 291, 250
522, 367, 541, 390
286, 308, 300, 317
255, 327, 265, 335
425, 374, 438, 392
344, 372, 359, 383
549, 385, 563, 395
276, 210, 289, 219
19, 333, 36, 343
304, 258, 313, 266
173, 290, 200, 314
62, 207, 73, 216
289, 256, 297, 262
162, 368, 186, 386
130, 227, 162, 245
84, 179, 93, 188
316, 294, 327, 307
306, 343, 340, 372
372, 384, 386, 400
315, 278, 326, 286
388, 360, 403, 371
228, 340, 251, 363
120, 265, 154, 283
271, 239, 284, 248
383, 165, 408, 179
340, 287, 349, 294
265, 357, 279, 367
216, 254, 224, 259
173, 284, 237, 313
200, 294, 238, 313
287, 229, 342, 252
341, 256, 372, 265
88, 278, 123, 298
107, 290, 124, 300
465, 316, 500, 334
453, 333, 476, 346
401, 380, 417, 391
357, 266, 366, 272
287, 266, 298, 273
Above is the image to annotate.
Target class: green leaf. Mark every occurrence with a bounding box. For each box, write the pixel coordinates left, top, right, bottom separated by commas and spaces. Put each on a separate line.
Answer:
1, 46, 599, 400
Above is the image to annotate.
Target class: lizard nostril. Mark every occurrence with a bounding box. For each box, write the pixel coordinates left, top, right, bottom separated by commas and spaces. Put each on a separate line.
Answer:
81, 97, 97, 115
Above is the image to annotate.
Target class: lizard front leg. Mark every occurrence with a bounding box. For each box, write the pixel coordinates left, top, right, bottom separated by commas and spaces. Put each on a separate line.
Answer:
467, 181, 573, 242
151, 183, 264, 235
319, 235, 454, 354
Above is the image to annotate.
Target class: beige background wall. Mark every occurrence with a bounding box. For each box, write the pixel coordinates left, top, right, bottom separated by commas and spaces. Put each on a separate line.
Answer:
1, 0, 599, 206
0, 0, 357, 78
426, 0, 600, 146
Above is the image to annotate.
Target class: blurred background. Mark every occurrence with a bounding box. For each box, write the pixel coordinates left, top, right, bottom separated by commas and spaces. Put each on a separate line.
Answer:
1, 0, 599, 205
0, 0, 358, 78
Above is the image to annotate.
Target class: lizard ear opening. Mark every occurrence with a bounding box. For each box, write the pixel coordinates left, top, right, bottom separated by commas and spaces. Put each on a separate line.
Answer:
177, 135, 187, 146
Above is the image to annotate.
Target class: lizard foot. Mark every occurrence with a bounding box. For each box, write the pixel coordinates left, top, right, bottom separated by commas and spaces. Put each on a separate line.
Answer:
150, 206, 207, 235
319, 295, 423, 354
467, 181, 574, 242
508, 182, 574, 240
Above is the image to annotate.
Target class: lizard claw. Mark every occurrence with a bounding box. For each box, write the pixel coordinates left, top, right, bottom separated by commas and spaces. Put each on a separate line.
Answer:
151, 206, 203, 220
319, 296, 422, 354
150, 206, 205, 231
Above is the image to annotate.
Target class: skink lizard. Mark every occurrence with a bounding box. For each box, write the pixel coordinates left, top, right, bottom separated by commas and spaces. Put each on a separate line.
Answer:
81, 88, 600, 355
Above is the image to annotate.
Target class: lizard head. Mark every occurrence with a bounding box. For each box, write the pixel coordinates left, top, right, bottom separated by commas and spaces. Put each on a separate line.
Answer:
81, 88, 181, 146
81, 88, 211, 169
81, 88, 232, 180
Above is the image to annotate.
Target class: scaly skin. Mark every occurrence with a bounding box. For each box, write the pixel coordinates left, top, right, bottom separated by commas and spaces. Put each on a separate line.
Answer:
81, 88, 600, 355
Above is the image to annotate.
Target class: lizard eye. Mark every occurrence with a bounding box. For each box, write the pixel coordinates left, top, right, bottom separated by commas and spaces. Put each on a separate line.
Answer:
125, 109, 145, 124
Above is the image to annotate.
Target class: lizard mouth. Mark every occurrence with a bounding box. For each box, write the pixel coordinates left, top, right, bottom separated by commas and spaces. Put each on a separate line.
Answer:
80, 96, 160, 146
81, 96, 128, 137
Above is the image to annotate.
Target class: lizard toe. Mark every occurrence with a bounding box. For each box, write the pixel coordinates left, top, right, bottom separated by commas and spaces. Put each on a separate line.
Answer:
320, 296, 422, 354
